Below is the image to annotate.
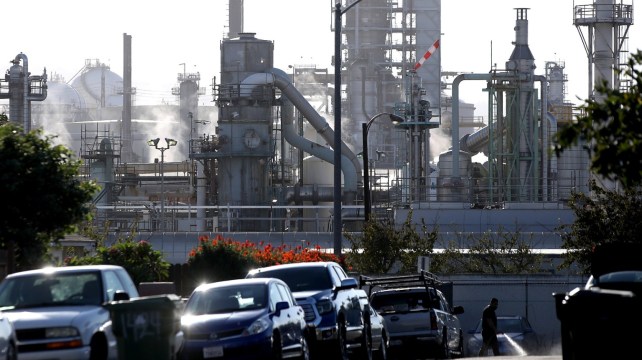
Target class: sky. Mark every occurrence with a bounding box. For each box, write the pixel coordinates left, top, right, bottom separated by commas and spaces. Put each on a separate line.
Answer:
1, 0, 640, 120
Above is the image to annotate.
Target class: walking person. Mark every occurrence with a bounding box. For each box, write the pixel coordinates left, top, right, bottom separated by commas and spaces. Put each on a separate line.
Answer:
478, 297, 500, 356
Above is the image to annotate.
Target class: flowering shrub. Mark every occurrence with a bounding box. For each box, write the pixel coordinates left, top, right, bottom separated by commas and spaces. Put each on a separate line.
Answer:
66, 239, 170, 285
187, 234, 346, 285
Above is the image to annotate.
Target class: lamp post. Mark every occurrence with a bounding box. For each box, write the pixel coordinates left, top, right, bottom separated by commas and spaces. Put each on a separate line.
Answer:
148, 137, 177, 231
334, 0, 363, 256
362, 113, 404, 221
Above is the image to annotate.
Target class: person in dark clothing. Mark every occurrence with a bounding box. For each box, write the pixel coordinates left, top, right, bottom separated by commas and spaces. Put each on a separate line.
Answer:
478, 297, 500, 356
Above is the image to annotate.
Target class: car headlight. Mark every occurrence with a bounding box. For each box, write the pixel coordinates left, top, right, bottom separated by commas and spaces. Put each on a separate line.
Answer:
315, 298, 334, 315
244, 317, 270, 335
46, 327, 80, 338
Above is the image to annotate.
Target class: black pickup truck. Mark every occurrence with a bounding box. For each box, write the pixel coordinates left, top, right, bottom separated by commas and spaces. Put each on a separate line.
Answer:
246, 261, 373, 360
360, 271, 465, 359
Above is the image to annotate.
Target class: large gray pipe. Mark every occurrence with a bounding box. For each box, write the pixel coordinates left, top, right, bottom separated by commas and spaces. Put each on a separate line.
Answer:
239, 70, 359, 202
240, 71, 362, 181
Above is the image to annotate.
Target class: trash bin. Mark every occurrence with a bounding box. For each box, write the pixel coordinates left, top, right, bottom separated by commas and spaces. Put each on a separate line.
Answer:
106, 294, 183, 360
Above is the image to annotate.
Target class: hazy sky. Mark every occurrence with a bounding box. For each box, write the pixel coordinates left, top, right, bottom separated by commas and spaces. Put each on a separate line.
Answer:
2, 0, 640, 116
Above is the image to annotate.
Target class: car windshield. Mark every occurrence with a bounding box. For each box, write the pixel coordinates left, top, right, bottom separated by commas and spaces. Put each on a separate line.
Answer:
0, 271, 102, 309
185, 284, 267, 315
248, 267, 332, 292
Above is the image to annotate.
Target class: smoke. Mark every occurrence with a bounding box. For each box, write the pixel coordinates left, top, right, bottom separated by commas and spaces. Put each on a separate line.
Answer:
430, 128, 452, 163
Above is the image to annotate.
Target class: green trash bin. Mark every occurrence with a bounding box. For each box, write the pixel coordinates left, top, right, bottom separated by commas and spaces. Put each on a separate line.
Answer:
106, 294, 183, 360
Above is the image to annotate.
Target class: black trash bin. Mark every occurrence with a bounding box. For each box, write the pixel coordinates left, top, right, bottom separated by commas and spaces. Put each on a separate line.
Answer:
106, 294, 183, 360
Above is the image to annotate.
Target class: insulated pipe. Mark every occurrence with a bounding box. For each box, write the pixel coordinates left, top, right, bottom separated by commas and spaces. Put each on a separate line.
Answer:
544, 112, 558, 201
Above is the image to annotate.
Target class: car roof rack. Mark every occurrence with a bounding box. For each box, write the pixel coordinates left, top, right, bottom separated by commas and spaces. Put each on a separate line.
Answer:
359, 270, 442, 299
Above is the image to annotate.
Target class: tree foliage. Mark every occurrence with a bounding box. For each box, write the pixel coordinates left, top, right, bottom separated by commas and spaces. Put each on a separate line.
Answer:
556, 180, 642, 274
0, 120, 99, 270
554, 50, 642, 190
430, 228, 545, 274
344, 211, 438, 275
64, 224, 170, 286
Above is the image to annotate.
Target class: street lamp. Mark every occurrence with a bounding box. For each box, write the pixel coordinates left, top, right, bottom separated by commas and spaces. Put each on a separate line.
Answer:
148, 137, 178, 231
334, 0, 363, 256
362, 113, 404, 221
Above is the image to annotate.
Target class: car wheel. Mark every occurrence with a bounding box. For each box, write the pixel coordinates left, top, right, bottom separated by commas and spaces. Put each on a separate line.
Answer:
272, 332, 283, 360
89, 335, 108, 360
373, 331, 388, 360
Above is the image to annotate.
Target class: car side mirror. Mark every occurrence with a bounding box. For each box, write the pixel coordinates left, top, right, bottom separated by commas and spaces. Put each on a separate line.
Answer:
113, 291, 130, 302
338, 278, 358, 290
274, 301, 289, 314
452, 305, 464, 315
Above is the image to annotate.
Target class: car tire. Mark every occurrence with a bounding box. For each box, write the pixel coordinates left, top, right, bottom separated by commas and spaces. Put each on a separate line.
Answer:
272, 332, 283, 360
89, 335, 108, 360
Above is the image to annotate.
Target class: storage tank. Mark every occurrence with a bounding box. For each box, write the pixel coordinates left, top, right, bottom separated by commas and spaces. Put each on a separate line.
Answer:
437, 150, 472, 202
70, 60, 123, 108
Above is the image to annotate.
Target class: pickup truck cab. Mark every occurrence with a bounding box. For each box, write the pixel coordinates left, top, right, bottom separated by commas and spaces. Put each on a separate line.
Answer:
246, 261, 372, 360
0, 265, 139, 360
360, 271, 464, 359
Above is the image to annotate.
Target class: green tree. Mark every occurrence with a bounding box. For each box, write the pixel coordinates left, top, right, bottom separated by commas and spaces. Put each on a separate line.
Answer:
344, 211, 438, 274
0, 120, 99, 271
430, 228, 545, 274
557, 180, 642, 273
554, 50, 642, 189
553, 51, 642, 273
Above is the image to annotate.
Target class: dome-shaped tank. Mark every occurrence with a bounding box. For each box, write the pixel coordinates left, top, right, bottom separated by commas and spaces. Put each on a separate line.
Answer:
436, 150, 472, 202
70, 60, 123, 108
43, 77, 86, 108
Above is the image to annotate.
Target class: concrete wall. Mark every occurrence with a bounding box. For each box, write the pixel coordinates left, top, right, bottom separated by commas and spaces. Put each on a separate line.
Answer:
440, 274, 587, 355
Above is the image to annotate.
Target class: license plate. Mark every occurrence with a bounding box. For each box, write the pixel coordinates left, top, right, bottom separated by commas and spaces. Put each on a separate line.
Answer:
203, 345, 224, 358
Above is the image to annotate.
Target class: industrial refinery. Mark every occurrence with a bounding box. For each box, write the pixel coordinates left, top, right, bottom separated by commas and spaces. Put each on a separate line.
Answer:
0, 0, 636, 263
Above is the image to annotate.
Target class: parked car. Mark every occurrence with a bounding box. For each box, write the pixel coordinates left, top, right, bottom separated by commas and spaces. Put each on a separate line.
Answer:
554, 242, 642, 359
363, 295, 388, 360
0, 265, 139, 360
246, 261, 372, 360
179, 277, 310, 360
466, 315, 539, 356
0, 312, 17, 360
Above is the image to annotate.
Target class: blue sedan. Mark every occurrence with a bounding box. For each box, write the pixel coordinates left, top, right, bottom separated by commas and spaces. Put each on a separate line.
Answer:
179, 278, 309, 360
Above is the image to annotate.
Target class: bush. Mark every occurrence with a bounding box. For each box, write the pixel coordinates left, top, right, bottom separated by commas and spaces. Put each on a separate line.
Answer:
66, 239, 170, 286
186, 234, 346, 286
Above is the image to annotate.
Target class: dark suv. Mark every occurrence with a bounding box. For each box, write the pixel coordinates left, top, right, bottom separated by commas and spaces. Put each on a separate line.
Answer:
246, 261, 372, 360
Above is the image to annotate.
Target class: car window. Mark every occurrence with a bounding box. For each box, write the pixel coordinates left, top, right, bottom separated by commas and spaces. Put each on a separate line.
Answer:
275, 283, 293, 306
104, 270, 127, 301
0, 272, 101, 309
269, 283, 285, 311
114, 269, 139, 297
250, 267, 333, 292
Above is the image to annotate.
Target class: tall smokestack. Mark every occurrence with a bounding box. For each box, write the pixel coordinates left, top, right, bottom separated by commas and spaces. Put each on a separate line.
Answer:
122, 33, 133, 162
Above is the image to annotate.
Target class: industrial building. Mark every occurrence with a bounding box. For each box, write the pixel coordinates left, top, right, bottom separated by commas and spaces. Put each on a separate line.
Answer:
0, 0, 635, 264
